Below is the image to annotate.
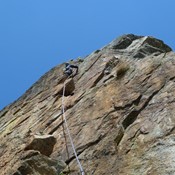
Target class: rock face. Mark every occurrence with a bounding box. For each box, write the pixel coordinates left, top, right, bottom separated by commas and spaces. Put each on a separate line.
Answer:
24, 134, 56, 156
0, 34, 175, 175
14, 150, 66, 175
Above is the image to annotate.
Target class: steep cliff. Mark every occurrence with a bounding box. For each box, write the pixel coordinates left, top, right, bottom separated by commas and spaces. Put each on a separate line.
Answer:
1, 34, 175, 175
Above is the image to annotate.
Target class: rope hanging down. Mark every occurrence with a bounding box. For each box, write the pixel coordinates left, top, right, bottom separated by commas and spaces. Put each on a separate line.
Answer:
61, 77, 85, 175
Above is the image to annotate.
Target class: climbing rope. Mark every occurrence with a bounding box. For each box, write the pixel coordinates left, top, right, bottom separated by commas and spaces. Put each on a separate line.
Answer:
61, 114, 70, 172
61, 75, 85, 175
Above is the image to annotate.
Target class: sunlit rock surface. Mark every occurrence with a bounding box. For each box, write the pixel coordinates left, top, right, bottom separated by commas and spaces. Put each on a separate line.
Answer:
1, 34, 175, 175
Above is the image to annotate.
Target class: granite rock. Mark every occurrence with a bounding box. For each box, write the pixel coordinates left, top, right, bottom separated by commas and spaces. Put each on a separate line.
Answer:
0, 34, 175, 175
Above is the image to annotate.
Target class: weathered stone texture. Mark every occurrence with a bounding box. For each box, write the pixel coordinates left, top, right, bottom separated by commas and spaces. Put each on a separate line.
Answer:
0, 34, 175, 175
24, 134, 56, 156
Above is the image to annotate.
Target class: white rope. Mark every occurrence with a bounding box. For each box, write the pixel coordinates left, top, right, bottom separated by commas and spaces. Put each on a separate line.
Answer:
62, 77, 85, 175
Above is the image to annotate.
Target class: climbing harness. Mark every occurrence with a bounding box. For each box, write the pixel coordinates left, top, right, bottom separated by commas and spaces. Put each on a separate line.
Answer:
61, 75, 85, 175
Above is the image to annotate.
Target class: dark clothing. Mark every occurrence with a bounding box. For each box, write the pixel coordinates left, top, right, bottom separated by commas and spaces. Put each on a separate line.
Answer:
64, 63, 78, 76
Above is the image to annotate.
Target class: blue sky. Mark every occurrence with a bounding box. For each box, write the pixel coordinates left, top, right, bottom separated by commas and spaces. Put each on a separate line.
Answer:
0, 0, 175, 110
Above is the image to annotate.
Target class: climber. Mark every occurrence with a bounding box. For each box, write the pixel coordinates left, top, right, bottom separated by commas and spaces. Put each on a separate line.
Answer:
64, 62, 78, 76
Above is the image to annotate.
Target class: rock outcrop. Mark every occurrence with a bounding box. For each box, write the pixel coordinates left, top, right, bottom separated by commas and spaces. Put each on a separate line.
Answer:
24, 134, 56, 156
0, 34, 175, 175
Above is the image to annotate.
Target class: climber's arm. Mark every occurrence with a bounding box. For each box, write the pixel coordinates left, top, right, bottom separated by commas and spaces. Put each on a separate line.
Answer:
70, 65, 78, 74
